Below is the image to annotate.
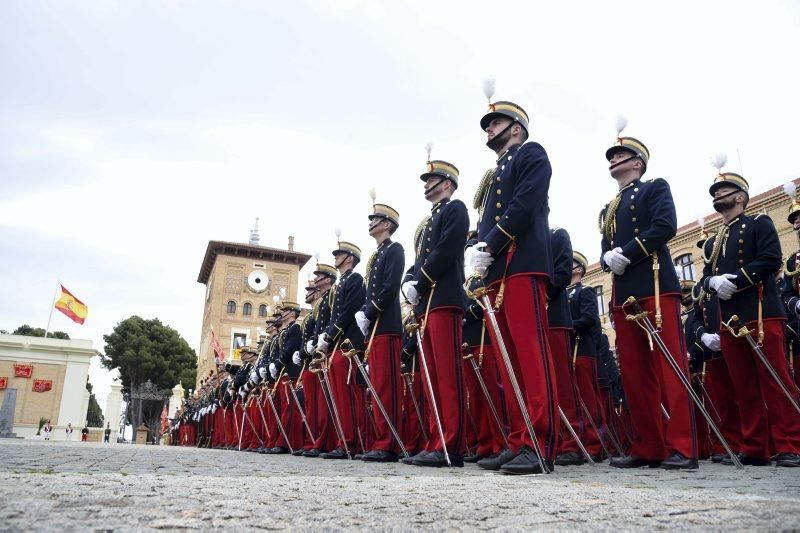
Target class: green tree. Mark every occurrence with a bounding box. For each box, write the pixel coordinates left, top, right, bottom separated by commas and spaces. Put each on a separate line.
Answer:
101, 316, 196, 439
11, 324, 70, 339
85, 380, 104, 427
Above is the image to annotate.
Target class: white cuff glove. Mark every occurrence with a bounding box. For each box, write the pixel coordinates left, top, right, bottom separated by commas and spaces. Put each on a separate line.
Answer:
269, 362, 277, 379
306, 340, 315, 354
292, 351, 301, 365
355, 310, 370, 337
709, 273, 737, 300
238, 390, 246, 400
249, 370, 258, 384
402, 280, 420, 306
317, 333, 330, 353
468, 242, 494, 277
364, 364, 369, 375
701, 332, 721, 351
603, 247, 631, 276
211, 404, 217, 414
257, 366, 267, 379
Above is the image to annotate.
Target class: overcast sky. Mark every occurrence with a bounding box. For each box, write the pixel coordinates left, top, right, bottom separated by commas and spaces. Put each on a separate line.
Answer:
1, 0, 798, 411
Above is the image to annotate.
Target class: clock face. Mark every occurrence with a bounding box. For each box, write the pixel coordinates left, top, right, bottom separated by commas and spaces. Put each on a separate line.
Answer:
247, 270, 269, 293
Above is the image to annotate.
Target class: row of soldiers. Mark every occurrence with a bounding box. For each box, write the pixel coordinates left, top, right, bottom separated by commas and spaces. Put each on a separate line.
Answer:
171, 89, 800, 473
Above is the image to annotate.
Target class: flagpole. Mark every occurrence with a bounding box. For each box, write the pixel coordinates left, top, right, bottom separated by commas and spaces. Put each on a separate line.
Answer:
44, 280, 61, 338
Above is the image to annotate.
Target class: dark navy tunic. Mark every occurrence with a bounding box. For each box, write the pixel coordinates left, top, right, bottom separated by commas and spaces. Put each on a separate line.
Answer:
548, 227, 573, 329
325, 269, 366, 349
361, 239, 405, 336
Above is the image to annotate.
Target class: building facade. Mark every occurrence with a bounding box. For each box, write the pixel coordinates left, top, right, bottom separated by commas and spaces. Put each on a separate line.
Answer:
195, 237, 311, 386
0, 334, 98, 439
583, 178, 800, 345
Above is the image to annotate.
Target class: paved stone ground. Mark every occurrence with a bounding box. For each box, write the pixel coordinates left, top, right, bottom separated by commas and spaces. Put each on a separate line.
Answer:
0, 439, 798, 531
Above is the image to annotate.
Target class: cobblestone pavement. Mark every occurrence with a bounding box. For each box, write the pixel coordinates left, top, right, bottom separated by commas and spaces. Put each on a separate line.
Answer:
0, 439, 798, 531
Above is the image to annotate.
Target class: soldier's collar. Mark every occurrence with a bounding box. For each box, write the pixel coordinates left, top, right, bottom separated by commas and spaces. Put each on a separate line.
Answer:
378, 238, 392, 249
341, 268, 354, 278
431, 197, 450, 212
724, 215, 742, 227
496, 143, 521, 164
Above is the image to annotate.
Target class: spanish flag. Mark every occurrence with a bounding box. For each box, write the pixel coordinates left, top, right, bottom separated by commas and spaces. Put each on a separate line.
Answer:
54, 285, 88, 325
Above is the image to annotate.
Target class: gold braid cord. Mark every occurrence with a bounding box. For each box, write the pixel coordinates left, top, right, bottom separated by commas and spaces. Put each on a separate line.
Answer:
414, 215, 431, 256
786, 253, 800, 289
364, 250, 378, 287
705, 225, 730, 268
599, 182, 636, 242
473, 168, 495, 216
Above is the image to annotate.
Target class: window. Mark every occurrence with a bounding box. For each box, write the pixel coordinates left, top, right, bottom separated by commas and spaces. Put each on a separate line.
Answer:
674, 254, 695, 281
594, 286, 605, 316
226, 300, 236, 314
258, 304, 267, 317
243, 302, 252, 316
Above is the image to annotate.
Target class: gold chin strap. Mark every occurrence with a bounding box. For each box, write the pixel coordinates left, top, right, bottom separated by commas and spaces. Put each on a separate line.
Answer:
652, 253, 662, 330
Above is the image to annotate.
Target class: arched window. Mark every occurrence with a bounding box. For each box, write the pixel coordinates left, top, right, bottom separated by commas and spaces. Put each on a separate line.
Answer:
243, 302, 252, 316
258, 304, 268, 317
226, 300, 236, 314
674, 253, 695, 281
594, 286, 605, 317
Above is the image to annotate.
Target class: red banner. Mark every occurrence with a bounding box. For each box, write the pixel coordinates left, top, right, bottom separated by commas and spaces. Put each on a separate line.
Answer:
210, 331, 226, 361
32, 379, 53, 393
0, 377, 7, 390
14, 364, 33, 378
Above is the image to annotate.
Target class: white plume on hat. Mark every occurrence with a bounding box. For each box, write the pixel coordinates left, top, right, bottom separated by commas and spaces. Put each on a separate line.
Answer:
615, 115, 628, 137
272, 295, 279, 305
313, 251, 319, 262
783, 181, 797, 199
483, 77, 495, 103
697, 216, 705, 230
710, 153, 728, 173
368, 187, 376, 204
334, 226, 341, 239
424, 142, 433, 162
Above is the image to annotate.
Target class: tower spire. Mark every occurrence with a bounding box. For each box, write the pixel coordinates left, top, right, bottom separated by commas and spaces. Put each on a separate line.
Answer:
249, 217, 260, 245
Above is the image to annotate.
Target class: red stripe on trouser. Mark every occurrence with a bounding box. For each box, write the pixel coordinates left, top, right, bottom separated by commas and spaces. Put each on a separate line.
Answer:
463, 344, 506, 456
719, 318, 800, 458
328, 350, 360, 451
575, 355, 603, 456
611, 294, 697, 460
703, 357, 743, 455
400, 372, 426, 453
417, 308, 465, 454
484, 275, 558, 460
275, 381, 304, 450
549, 328, 580, 454
366, 335, 403, 452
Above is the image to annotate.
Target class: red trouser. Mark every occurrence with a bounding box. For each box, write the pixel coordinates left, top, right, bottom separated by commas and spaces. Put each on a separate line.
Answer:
703, 356, 743, 455
328, 350, 365, 452
549, 328, 580, 455
300, 369, 322, 450
612, 294, 697, 460
224, 406, 237, 447
485, 274, 559, 460
719, 318, 800, 458
275, 379, 304, 450
692, 381, 712, 459
311, 372, 337, 452
212, 409, 223, 447
240, 400, 255, 449
463, 344, 506, 456
247, 399, 264, 449
400, 371, 426, 453
418, 308, 466, 455
575, 355, 603, 457
366, 335, 403, 453
264, 389, 283, 449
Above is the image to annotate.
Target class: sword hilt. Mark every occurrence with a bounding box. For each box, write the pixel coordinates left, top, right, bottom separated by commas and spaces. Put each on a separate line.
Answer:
622, 296, 649, 321
722, 315, 749, 338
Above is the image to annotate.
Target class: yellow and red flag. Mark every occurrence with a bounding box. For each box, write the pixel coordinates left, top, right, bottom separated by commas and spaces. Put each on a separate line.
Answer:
54, 285, 88, 325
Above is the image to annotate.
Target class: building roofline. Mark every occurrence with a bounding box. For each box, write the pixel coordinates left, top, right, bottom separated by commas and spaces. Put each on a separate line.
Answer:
197, 240, 312, 284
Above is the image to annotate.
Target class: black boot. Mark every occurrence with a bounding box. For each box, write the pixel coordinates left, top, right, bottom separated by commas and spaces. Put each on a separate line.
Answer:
609, 455, 661, 468
320, 447, 349, 459
412, 450, 463, 467
499, 446, 553, 475
660, 452, 699, 470
463, 452, 484, 463
401, 450, 429, 465
477, 448, 515, 471
264, 446, 288, 455
555, 451, 584, 466
774, 452, 800, 467
363, 449, 399, 462
291, 449, 304, 456
722, 453, 770, 466
302, 448, 321, 457
710, 453, 726, 463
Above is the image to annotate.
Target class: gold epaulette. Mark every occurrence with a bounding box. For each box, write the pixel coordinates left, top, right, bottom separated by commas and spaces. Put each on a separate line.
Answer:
473, 168, 495, 214
414, 215, 431, 255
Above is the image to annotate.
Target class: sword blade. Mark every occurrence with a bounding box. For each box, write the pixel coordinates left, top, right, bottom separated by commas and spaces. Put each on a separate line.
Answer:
743, 334, 800, 416
468, 357, 510, 449
415, 330, 451, 466
558, 406, 595, 464
353, 354, 409, 457
264, 385, 294, 454
288, 380, 317, 443
403, 373, 429, 441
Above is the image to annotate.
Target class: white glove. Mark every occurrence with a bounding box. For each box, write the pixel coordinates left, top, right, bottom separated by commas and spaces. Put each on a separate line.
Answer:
258, 366, 267, 379
701, 333, 721, 351
249, 370, 258, 384
211, 404, 217, 414
468, 242, 494, 277
355, 310, 370, 337
306, 340, 315, 354
269, 362, 278, 379
238, 390, 246, 400
317, 333, 330, 353
402, 280, 420, 306
603, 247, 631, 276
795, 300, 800, 315
709, 273, 737, 300
364, 364, 369, 375
292, 351, 301, 365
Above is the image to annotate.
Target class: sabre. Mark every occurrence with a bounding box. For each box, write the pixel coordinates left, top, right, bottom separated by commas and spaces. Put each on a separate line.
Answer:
287, 377, 317, 444
471, 286, 550, 473
622, 296, 743, 469
243, 398, 266, 448
237, 400, 246, 451
231, 400, 241, 449
342, 339, 410, 458
255, 388, 272, 439
407, 321, 451, 466
402, 372, 429, 442
692, 374, 723, 424
660, 403, 671, 421
315, 368, 349, 458
462, 345, 510, 450
316, 351, 351, 459
574, 392, 611, 461
263, 379, 295, 454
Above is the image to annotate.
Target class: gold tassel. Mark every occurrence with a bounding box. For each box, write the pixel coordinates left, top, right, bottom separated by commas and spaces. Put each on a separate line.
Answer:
652, 253, 662, 330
